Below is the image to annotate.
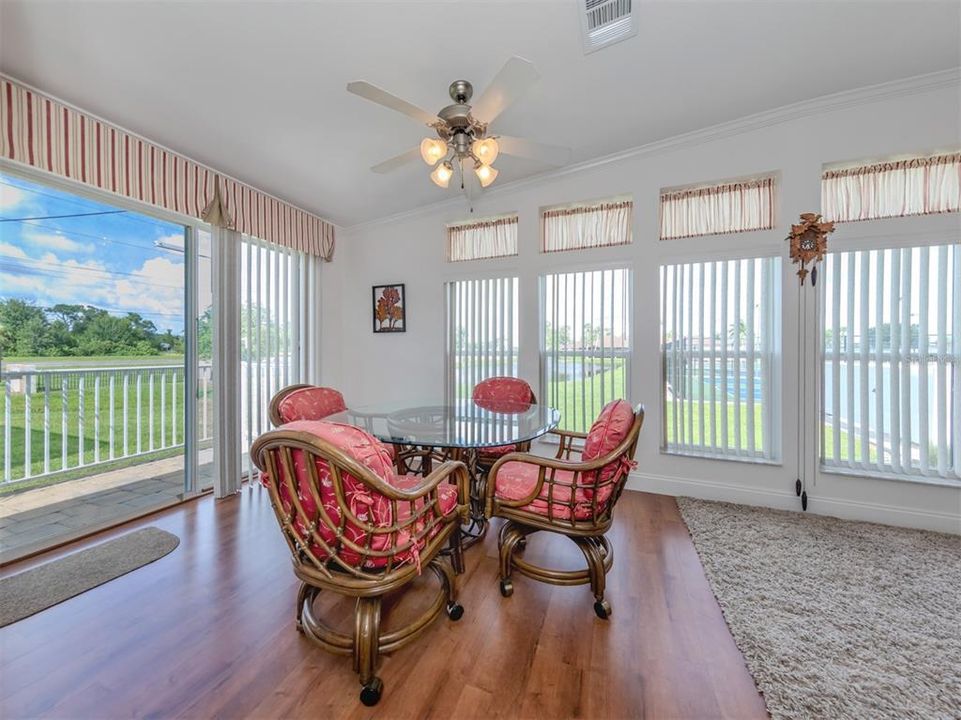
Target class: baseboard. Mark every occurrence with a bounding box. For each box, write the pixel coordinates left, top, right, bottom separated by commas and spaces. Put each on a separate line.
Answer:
627, 471, 961, 534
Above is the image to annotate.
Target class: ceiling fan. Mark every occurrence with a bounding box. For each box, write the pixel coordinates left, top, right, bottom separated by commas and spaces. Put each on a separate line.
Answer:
347, 57, 571, 193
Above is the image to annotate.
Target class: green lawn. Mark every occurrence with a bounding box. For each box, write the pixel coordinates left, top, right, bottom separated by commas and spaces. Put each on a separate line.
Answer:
664, 398, 876, 461
453, 356, 629, 433
545, 357, 628, 432
3, 354, 185, 367
1, 375, 213, 487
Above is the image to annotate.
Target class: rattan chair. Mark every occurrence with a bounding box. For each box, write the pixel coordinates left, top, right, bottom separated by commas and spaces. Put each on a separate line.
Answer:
268, 384, 347, 426
268, 384, 399, 464
251, 420, 469, 705
471, 376, 538, 466
485, 400, 644, 619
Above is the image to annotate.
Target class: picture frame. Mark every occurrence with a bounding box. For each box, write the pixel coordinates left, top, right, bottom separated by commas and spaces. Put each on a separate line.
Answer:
372, 283, 406, 333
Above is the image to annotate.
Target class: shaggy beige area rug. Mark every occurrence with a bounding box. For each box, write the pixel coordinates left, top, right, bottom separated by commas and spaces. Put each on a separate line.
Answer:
676, 498, 961, 720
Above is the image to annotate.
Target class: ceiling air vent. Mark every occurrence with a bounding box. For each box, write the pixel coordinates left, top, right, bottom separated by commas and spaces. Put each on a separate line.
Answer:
580, 0, 636, 54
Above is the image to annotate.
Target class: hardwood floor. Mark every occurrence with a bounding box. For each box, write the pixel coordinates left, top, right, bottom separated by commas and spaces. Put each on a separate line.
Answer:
0, 488, 767, 719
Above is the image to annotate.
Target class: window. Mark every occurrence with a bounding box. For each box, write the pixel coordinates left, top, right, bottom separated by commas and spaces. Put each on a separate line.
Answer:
821, 153, 961, 223
660, 176, 776, 240
822, 244, 960, 481
541, 199, 632, 253
446, 277, 519, 402
541, 268, 631, 432
660, 257, 781, 460
447, 215, 518, 262
240, 235, 316, 479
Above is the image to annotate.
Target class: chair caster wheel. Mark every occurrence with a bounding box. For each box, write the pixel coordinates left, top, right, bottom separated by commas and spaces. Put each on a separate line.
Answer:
594, 599, 612, 619
360, 677, 383, 706
499, 579, 513, 597
446, 601, 464, 621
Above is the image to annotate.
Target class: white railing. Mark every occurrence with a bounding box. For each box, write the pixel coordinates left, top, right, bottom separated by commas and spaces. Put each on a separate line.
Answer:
1, 363, 213, 486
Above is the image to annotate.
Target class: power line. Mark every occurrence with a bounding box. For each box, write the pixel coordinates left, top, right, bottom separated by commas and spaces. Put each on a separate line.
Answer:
0, 210, 127, 223
0, 178, 176, 233
0, 258, 185, 290
0, 216, 190, 255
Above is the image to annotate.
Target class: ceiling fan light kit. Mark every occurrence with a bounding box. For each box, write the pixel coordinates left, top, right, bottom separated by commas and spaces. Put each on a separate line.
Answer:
347, 57, 571, 196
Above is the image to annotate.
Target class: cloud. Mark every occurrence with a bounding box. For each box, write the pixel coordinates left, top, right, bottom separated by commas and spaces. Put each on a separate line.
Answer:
0, 242, 30, 260
0, 248, 186, 331
26, 231, 95, 254
0, 184, 26, 211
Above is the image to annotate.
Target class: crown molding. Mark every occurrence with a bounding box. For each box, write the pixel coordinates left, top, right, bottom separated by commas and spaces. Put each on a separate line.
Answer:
345, 67, 961, 233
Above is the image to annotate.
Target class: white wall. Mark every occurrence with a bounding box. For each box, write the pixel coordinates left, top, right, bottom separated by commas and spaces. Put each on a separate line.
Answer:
323, 75, 961, 533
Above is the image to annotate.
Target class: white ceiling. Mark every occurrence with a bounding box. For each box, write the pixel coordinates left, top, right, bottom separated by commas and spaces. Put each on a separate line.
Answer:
1, 1, 958, 227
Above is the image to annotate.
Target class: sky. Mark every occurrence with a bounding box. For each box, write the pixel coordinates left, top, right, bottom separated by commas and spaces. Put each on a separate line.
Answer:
0, 171, 192, 334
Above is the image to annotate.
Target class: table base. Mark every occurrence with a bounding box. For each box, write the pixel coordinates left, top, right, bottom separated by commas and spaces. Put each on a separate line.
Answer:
393, 444, 489, 549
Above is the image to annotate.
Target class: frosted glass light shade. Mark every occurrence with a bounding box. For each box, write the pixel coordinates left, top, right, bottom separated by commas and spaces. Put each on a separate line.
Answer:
472, 137, 499, 165
474, 163, 498, 188
420, 138, 448, 166
430, 162, 453, 188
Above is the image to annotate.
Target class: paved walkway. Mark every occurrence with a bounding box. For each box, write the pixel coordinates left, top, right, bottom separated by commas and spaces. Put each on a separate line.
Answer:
0, 451, 213, 562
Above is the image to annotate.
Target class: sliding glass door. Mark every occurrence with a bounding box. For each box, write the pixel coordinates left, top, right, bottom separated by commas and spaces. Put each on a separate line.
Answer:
0, 167, 210, 558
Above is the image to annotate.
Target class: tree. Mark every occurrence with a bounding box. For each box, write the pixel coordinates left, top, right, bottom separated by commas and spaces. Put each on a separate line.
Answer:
545, 322, 572, 351
0, 299, 184, 358
0, 299, 53, 356
582, 323, 601, 350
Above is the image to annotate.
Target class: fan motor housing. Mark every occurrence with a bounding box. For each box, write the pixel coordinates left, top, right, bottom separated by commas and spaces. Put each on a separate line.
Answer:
438, 103, 472, 130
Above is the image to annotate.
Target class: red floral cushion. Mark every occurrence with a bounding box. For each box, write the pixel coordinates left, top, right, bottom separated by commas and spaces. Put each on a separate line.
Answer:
493, 461, 615, 520
472, 376, 534, 412
277, 386, 347, 423
581, 399, 635, 494
260, 420, 454, 570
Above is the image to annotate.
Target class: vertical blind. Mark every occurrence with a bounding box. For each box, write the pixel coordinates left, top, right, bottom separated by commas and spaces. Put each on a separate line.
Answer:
445, 277, 519, 402
447, 215, 518, 262
660, 257, 781, 460
821, 153, 961, 223
541, 199, 633, 253
821, 244, 960, 480
660, 177, 775, 240
240, 235, 317, 479
541, 268, 631, 432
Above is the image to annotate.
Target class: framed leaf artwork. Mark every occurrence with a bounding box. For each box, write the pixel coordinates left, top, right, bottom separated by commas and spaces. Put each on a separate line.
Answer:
372, 284, 406, 333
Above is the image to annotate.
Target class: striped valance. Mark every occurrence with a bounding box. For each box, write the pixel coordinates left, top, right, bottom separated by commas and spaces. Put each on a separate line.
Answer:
0, 76, 334, 259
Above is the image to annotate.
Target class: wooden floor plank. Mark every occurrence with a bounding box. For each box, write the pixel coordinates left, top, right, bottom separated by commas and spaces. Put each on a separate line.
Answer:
0, 488, 767, 719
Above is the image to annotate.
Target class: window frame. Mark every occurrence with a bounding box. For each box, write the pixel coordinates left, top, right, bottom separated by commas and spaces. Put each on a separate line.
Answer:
538, 261, 634, 433
657, 250, 783, 465
818, 236, 961, 486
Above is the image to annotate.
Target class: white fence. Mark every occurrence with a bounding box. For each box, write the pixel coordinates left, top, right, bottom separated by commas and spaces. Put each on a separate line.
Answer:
1, 363, 213, 486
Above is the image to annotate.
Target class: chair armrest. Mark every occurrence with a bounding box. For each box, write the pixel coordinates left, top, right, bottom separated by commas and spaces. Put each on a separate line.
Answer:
549, 427, 588, 460
389, 461, 470, 522
484, 450, 610, 513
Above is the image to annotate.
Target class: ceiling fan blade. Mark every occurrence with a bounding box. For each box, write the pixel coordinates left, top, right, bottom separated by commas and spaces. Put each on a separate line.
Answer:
371, 147, 422, 174
471, 56, 540, 124
496, 135, 571, 166
346, 81, 439, 126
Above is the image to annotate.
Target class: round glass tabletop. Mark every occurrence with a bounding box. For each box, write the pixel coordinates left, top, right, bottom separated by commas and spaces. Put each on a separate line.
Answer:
325, 400, 560, 449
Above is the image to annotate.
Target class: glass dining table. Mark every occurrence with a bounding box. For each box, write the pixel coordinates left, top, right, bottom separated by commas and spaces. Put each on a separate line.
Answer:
325, 399, 560, 544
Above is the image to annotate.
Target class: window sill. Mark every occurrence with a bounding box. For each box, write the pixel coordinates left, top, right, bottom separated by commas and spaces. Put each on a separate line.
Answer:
659, 448, 782, 467
819, 464, 961, 490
